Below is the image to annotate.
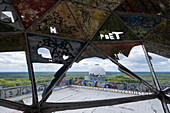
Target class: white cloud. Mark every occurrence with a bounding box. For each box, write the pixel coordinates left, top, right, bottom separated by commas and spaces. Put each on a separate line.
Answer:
0, 45, 169, 72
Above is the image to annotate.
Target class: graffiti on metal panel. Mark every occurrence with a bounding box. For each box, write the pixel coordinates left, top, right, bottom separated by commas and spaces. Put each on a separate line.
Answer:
67, 1, 109, 39
31, 2, 84, 40
92, 15, 138, 41
38, 39, 74, 61
28, 33, 84, 64
35, 11, 78, 34
119, 15, 161, 38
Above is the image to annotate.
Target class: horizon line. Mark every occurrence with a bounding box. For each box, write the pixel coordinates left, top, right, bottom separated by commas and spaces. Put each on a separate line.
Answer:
0, 71, 170, 73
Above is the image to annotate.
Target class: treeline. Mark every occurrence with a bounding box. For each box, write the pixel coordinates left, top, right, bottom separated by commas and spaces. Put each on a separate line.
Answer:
0, 77, 53, 88
0, 72, 56, 78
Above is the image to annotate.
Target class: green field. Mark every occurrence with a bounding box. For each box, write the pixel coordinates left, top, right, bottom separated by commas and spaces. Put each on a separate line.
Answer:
0, 72, 169, 88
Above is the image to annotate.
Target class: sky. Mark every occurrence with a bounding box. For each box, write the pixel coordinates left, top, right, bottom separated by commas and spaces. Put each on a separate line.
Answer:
0, 45, 169, 72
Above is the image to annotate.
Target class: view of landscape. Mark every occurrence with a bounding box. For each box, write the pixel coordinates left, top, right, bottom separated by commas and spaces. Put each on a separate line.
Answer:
0, 72, 170, 88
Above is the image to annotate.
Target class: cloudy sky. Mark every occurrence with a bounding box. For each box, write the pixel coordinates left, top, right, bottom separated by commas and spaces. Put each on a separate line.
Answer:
0, 45, 169, 72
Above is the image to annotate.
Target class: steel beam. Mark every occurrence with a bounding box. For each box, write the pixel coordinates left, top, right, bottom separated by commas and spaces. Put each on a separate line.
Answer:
41, 94, 158, 112
142, 45, 161, 91
160, 96, 170, 113
25, 35, 38, 105
163, 87, 170, 93
0, 98, 30, 111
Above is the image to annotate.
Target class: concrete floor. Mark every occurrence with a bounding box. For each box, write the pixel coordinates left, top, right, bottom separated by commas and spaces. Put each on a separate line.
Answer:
1, 87, 170, 113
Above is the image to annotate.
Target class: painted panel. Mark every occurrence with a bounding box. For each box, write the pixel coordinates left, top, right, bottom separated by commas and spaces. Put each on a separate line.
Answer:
30, 2, 85, 40
76, 45, 107, 63
144, 19, 170, 46
92, 14, 139, 41
0, 0, 23, 30
67, 1, 109, 39
114, 0, 162, 14
143, 19, 170, 58
0, 33, 26, 52
73, 0, 123, 10
93, 41, 141, 58
0, 22, 18, 32
27, 33, 85, 64
12, 0, 59, 29
118, 13, 162, 38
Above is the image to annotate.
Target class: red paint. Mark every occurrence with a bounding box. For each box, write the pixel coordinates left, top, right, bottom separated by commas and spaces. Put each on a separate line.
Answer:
93, 41, 141, 58
12, 0, 59, 29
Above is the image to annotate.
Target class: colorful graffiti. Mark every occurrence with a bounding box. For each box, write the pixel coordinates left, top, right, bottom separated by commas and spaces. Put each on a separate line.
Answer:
71, 79, 129, 90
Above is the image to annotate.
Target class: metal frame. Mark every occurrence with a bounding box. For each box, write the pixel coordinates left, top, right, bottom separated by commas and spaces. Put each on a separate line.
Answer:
0, 0, 169, 113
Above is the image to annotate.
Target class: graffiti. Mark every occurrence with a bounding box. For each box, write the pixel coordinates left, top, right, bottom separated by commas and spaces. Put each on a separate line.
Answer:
38, 39, 75, 61
67, 79, 152, 93
35, 11, 79, 34
117, 83, 126, 90
28, 33, 84, 64
100, 32, 123, 40
92, 15, 138, 41
121, 16, 157, 28
127, 83, 151, 92
67, 1, 108, 39
72, 80, 83, 85
31, 2, 84, 40
119, 15, 161, 38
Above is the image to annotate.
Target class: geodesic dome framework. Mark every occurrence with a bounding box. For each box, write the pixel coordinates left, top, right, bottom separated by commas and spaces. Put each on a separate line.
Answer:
0, 0, 169, 113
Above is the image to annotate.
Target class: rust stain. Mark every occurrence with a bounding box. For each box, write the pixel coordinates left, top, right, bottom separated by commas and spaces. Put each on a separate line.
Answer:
93, 41, 141, 59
